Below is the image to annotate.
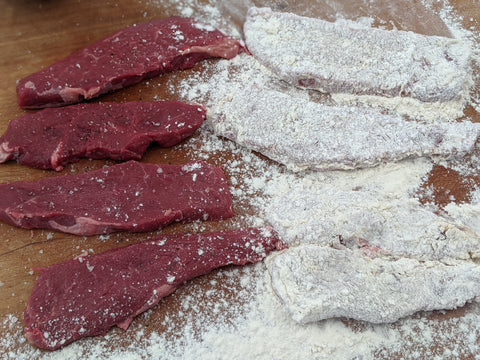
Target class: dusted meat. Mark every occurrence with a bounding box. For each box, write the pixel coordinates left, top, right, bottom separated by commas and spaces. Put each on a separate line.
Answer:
17, 17, 242, 108
212, 85, 480, 171
267, 244, 480, 324
244, 7, 472, 103
0, 101, 206, 171
0, 161, 233, 235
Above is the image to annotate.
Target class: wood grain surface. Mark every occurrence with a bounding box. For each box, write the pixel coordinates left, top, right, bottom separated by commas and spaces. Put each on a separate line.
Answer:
1, 0, 480, 358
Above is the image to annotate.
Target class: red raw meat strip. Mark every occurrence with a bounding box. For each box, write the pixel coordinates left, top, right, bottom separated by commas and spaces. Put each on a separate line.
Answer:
0, 160, 233, 235
24, 227, 283, 350
0, 101, 206, 171
17, 17, 242, 108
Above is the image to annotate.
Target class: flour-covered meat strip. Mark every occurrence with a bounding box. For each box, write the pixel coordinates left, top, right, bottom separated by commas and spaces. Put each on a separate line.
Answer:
244, 7, 472, 103
0, 160, 233, 235
267, 183, 480, 261
212, 86, 480, 171
24, 227, 283, 350
267, 245, 480, 324
17, 17, 242, 108
0, 101, 205, 171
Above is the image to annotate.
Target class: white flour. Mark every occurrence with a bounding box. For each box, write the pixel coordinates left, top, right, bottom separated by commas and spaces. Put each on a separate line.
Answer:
331, 92, 468, 122
444, 185, 480, 235
4, 0, 480, 359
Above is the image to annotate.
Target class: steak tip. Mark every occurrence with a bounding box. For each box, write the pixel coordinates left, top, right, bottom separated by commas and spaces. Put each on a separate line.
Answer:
0, 143, 14, 164
116, 318, 133, 331
259, 225, 288, 252
24, 326, 57, 351
274, 238, 289, 251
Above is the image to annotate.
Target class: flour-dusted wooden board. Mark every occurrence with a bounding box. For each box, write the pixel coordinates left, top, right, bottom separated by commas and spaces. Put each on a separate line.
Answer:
1, 0, 480, 358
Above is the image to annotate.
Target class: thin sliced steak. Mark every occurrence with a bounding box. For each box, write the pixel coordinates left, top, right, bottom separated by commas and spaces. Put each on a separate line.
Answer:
267, 245, 480, 324
212, 86, 480, 171
24, 227, 283, 350
244, 7, 472, 103
0, 101, 206, 171
0, 161, 233, 235
17, 17, 242, 108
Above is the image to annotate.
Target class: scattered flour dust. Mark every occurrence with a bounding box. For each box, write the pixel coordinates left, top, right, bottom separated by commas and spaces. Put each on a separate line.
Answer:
4, 1, 480, 359
3, 265, 480, 359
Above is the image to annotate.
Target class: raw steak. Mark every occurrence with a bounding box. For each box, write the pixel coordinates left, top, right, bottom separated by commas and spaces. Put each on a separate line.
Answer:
267, 183, 480, 261
0, 161, 233, 235
267, 245, 480, 324
212, 85, 480, 171
244, 7, 472, 103
17, 17, 242, 108
0, 101, 205, 171
24, 227, 283, 350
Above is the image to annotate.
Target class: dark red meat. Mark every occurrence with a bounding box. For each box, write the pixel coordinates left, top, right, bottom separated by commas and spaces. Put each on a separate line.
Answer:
0, 101, 206, 171
17, 17, 242, 108
24, 227, 283, 350
0, 161, 233, 235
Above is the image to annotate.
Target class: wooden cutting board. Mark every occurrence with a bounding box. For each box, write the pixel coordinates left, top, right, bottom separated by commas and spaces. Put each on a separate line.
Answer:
1, 0, 480, 358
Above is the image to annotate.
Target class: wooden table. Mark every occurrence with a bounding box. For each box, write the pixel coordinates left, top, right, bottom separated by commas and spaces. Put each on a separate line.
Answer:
1, 0, 480, 358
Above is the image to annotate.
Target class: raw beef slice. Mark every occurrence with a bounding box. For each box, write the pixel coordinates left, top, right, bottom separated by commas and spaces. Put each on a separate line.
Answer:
0, 160, 233, 235
0, 101, 206, 171
24, 227, 283, 350
17, 17, 242, 108
244, 7, 472, 103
